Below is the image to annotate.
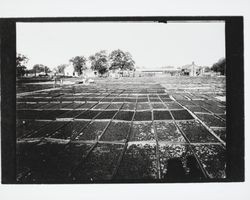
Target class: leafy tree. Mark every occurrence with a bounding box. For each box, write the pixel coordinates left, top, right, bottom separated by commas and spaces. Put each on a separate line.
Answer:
44, 66, 52, 75
89, 50, 108, 75
69, 56, 87, 76
16, 54, 28, 77
31, 64, 51, 76
203, 66, 211, 72
56, 64, 67, 75
211, 58, 226, 75
123, 51, 135, 70
32, 64, 47, 76
109, 49, 135, 71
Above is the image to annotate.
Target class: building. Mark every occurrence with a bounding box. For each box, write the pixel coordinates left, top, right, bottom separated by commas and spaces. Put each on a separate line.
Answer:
162, 66, 181, 76
140, 66, 181, 76
181, 62, 203, 76
141, 70, 164, 76
64, 64, 74, 76
108, 68, 135, 78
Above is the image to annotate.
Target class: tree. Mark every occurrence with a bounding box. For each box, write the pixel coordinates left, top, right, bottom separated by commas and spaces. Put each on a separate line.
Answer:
203, 66, 211, 73
109, 49, 135, 71
89, 50, 108, 75
32, 64, 51, 76
56, 64, 67, 75
32, 64, 47, 76
69, 56, 87, 76
16, 54, 28, 77
44, 66, 52, 75
123, 51, 135, 71
211, 58, 226, 75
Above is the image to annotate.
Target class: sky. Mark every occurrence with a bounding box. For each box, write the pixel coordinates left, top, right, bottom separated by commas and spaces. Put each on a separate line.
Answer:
17, 21, 225, 70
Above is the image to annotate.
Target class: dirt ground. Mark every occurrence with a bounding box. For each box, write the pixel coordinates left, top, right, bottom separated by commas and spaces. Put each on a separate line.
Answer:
16, 75, 226, 183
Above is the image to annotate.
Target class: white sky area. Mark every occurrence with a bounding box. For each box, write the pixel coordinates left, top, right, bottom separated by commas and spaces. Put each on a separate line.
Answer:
17, 22, 225, 70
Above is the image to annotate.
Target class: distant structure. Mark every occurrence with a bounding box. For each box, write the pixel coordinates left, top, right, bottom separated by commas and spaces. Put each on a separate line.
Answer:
140, 66, 181, 76
181, 61, 202, 76
181, 61, 218, 77
138, 62, 219, 77
162, 66, 181, 76
109, 68, 135, 78
64, 64, 74, 76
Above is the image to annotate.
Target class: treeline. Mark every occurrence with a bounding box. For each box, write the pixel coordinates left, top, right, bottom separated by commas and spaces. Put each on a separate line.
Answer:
211, 57, 226, 75
16, 49, 135, 77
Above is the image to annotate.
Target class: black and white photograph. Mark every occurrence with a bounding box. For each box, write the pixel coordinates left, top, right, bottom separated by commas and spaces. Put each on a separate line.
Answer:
13, 20, 228, 183
0, 0, 248, 199
1, 17, 244, 183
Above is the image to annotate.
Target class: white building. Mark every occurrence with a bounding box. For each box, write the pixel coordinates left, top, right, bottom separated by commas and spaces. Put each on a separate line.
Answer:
64, 64, 74, 76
